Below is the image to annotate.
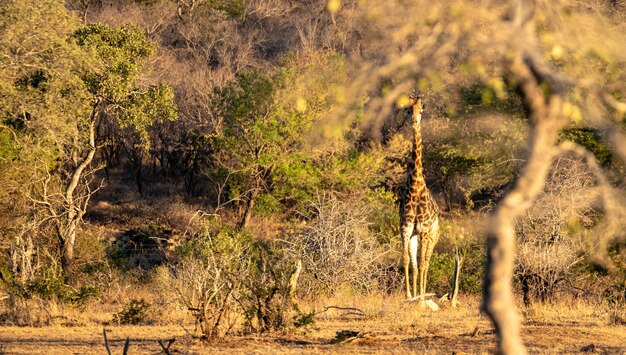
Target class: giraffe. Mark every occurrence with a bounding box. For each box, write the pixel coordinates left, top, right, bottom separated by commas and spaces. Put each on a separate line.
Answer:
399, 96, 440, 302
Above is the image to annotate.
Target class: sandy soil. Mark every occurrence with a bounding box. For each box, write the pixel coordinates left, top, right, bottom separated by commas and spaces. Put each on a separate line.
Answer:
0, 298, 624, 354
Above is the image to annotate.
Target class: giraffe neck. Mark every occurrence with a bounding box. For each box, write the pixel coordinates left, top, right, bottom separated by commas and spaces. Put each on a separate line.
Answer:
409, 112, 426, 194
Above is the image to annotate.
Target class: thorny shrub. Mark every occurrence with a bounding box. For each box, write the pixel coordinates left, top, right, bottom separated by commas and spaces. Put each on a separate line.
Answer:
515, 156, 600, 305
288, 196, 393, 296
171, 218, 302, 339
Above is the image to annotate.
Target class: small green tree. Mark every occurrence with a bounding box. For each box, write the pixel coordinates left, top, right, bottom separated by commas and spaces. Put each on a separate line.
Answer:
209, 51, 392, 228
209, 52, 351, 227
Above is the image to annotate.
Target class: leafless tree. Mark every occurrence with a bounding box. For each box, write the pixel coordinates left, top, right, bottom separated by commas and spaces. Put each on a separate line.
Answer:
292, 196, 391, 295
515, 157, 598, 305
171, 242, 239, 339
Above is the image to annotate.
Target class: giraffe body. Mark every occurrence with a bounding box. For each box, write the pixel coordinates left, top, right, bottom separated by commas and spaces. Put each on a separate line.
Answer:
399, 97, 440, 301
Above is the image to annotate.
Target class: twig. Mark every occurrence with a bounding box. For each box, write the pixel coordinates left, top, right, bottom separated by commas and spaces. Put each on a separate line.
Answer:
316, 305, 365, 316
102, 327, 112, 355
157, 338, 175, 354
405, 293, 438, 303
180, 324, 203, 339
122, 337, 130, 355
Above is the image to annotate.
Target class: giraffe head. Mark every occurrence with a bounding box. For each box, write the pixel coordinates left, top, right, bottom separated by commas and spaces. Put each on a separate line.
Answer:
409, 97, 425, 125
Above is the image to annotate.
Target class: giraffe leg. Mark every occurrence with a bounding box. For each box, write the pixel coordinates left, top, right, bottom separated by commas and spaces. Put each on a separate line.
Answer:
422, 241, 434, 301
418, 236, 429, 303
419, 235, 438, 304
409, 236, 419, 299
422, 259, 431, 303
422, 222, 440, 302
402, 222, 414, 299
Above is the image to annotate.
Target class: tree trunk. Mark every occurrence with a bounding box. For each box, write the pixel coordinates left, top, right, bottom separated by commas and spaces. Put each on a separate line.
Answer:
450, 249, 463, 308
521, 274, 531, 307
288, 259, 303, 304
482, 52, 566, 354
59, 100, 100, 281
239, 189, 258, 230
60, 230, 76, 282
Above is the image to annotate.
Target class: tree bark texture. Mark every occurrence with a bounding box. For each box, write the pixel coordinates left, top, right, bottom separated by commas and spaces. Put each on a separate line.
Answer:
450, 249, 463, 308
59, 100, 100, 280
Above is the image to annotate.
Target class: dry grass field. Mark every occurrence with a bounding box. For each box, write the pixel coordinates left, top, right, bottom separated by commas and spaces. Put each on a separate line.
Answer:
0, 295, 624, 354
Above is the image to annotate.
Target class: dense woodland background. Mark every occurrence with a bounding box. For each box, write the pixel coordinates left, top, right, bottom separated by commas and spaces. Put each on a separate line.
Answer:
1, 0, 626, 345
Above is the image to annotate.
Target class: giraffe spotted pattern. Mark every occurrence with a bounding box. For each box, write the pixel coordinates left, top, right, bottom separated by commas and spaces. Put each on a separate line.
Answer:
399, 97, 441, 301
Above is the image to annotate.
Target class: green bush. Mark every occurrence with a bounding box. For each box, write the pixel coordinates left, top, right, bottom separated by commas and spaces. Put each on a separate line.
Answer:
112, 299, 151, 325
427, 252, 456, 293
560, 128, 612, 166
24, 273, 67, 300
67, 285, 100, 307
367, 188, 399, 245
424, 217, 486, 296
291, 304, 316, 329
458, 244, 485, 295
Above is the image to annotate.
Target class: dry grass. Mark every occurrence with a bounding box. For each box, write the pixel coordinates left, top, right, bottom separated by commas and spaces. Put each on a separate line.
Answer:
0, 294, 624, 354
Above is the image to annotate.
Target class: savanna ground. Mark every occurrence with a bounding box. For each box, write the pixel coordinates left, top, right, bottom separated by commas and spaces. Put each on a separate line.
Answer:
0, 296, 624, 354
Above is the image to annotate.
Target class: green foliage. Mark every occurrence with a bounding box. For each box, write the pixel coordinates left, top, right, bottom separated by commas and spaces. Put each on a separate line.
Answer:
67, 285, 100, 307
0, 0, 91, 152
292, 304, 316, 328
427, 252, 456, 293
240, 239, 293, 333
458, 81, 523, 115
603, 240, 626, 324
439, 154, 483, 180
438, 217, 487, 295
106, 245, 131, 270
427, 147, 484, 205
72, 23, 178, 148
175, 220, 249, 261
18, 272, 67, 301
420, 215, 486, 296
0, 2, 176, 152
172, 222, 249, 338
423, 245, 484, 296
424, 114, 525, 208
211, 0, 246, 17
2, 268, 100, 307
460, 84, 485, 106
457, 244, 485, 295
366, 188, 399, 245
112, 299, 151, 325
0, 129, 18, 166
254, 193, 283, 215
73, 23, 155, 95
0, 0, 178, 285
560, 127, 612, 166
120, 83, 178, 147
209, 51, 391, 221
